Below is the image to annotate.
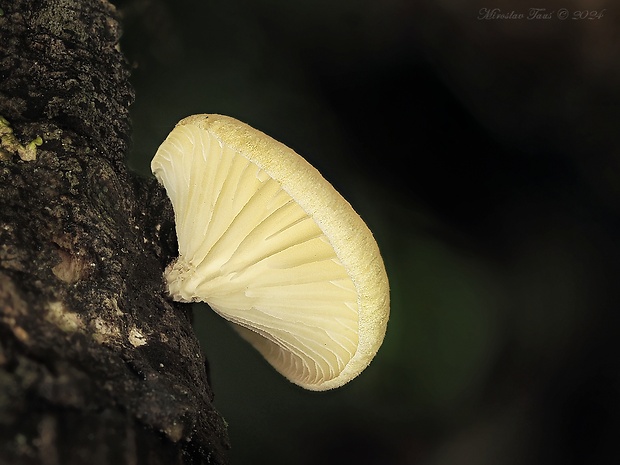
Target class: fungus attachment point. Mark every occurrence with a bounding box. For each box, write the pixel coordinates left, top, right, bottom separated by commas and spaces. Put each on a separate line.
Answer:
151, 114, 389, 390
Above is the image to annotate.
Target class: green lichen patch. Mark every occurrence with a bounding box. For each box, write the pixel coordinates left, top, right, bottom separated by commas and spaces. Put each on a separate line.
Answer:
0, 116, 43, 162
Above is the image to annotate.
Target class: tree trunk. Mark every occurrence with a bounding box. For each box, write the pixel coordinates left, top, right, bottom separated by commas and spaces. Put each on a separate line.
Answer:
0, 1, 230, 464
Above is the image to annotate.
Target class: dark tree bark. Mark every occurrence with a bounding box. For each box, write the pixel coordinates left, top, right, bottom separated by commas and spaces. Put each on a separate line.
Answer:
0, 1, 230, 464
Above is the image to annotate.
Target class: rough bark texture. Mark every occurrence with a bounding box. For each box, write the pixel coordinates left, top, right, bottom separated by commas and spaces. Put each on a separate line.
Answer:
0, 1, 230, 464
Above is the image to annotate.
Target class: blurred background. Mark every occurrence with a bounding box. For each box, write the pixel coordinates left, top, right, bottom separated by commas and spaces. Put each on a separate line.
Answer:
116, 0, 620, 463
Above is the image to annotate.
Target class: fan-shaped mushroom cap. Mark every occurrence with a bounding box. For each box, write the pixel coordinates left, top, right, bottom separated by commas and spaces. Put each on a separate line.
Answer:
151, 114, 389, 390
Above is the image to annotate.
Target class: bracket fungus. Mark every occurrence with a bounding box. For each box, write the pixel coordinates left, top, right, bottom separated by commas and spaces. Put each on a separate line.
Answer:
151, 114, 389, 390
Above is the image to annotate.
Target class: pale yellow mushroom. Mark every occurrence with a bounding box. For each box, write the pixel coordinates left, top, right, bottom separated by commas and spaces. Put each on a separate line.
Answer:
151, 114, 389, 390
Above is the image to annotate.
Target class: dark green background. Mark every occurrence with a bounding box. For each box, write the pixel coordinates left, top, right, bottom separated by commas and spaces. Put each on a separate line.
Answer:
118, 1, 620, 463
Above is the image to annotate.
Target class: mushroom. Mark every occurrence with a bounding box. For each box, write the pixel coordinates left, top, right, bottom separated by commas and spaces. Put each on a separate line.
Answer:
151, 114, 389, 391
